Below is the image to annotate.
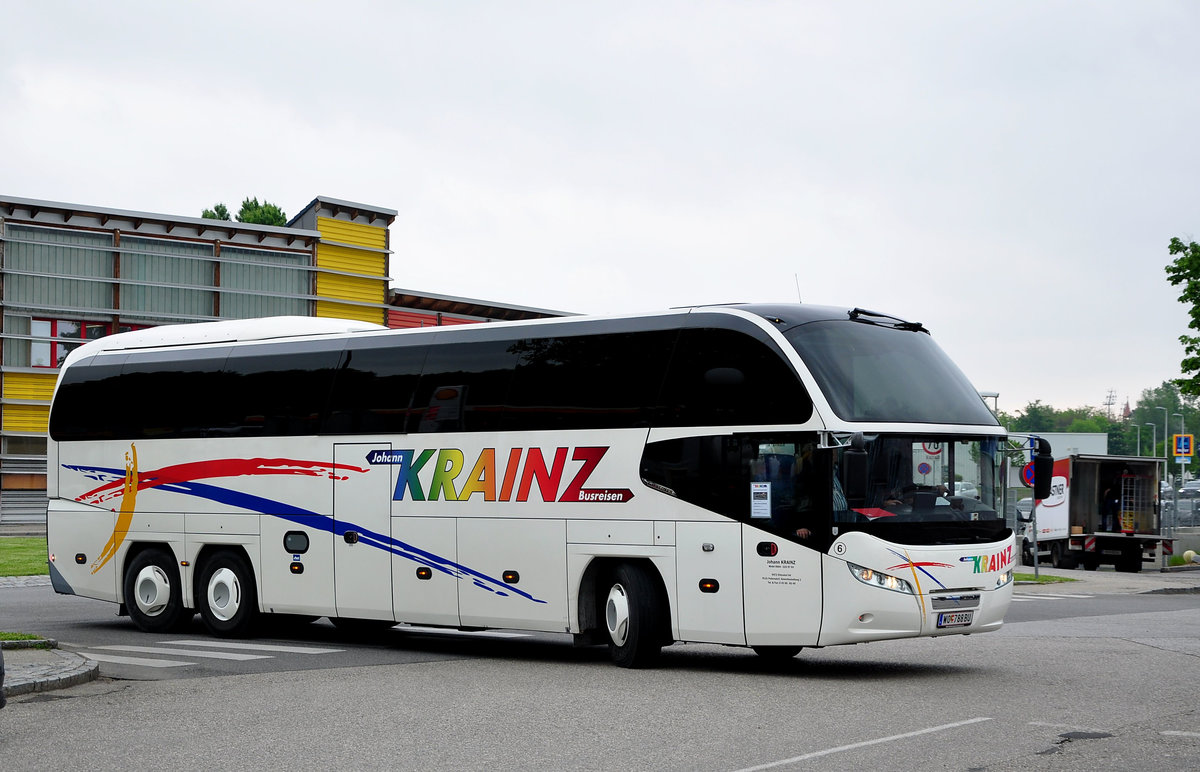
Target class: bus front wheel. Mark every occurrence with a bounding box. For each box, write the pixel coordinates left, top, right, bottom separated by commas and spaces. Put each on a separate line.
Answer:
124, 548, 189, 633
197, 551, 258, 637
604, 563, 663, 668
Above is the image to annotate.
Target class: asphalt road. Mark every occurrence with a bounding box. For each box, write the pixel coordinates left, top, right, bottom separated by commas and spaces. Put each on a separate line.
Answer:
2, 582, 1199, 770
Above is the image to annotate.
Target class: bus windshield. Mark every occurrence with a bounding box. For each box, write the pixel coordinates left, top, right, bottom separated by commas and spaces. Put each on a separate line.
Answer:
835, 435, 1008, 545
785, 319, 998, 425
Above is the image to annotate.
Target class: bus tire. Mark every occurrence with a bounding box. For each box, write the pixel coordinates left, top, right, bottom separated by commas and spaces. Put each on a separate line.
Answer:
197, 551, 258, 637
604, 563, 664, 669
123, 548, 189, 633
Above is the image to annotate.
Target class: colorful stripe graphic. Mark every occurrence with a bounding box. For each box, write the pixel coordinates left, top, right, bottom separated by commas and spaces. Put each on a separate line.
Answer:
66, 449, 546, 604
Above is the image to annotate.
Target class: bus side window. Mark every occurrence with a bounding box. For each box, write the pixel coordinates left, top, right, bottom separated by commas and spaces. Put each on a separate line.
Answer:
659, 328, 813, 428
221, 344, 342, 436
325, 343, 426, 434
408, 340, 517, 433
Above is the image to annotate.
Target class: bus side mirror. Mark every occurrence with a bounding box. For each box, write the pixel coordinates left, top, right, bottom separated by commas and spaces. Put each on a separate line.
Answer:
1033, 438, 1053, 500
842, 432, 868, 502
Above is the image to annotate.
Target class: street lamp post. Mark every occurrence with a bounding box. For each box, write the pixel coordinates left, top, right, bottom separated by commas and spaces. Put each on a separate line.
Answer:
1174, 411, 1185, 465
1136, 424, 1142, 456
1173, 412, 1185, 540
1156, 406, 1169, 572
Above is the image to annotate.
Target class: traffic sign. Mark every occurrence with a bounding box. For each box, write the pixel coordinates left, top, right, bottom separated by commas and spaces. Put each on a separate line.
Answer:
1174, 434, 1194, 458
1021, 461, 1035, 488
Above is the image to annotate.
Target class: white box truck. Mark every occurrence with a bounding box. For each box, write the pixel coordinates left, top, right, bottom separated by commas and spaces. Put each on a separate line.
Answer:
1020, 454, 1170, 572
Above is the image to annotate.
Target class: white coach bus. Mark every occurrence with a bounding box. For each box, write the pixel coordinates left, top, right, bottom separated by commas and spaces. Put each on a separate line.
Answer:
46, 304, 1023, 667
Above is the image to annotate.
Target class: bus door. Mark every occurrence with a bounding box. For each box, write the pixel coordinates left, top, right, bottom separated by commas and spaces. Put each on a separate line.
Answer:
676, 522, 745, 644
741, 525, 823, 647
333, 443, 394, 621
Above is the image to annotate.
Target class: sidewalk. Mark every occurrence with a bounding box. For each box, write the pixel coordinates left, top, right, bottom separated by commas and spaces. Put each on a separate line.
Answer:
1014, 561, 1200, 594
2, 575, 102, 701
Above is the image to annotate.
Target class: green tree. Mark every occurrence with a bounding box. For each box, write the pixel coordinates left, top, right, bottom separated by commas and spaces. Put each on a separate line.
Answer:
201, 202, 231, 220
200, 198, 287, 226
1009, 400, 1057, 433
235, 197, 287, 226
1165, 237, 1200, 395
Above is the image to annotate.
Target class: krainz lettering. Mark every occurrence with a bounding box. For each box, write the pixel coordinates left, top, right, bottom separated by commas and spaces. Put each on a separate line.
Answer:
371, 446, 634, 503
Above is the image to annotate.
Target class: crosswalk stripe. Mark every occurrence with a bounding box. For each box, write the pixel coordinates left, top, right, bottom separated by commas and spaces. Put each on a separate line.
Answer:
96, 645, 270, 661
166, 640, 344, 654
85, 652, 195, 668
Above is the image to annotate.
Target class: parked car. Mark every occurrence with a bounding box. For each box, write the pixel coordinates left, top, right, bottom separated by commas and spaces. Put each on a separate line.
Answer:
954, 482, 979, 498
1015, 499, 1033, 520
1178, 480, 1200, 499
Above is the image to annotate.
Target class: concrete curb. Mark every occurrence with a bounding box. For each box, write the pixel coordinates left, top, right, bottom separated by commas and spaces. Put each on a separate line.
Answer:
3, 641, 99, 699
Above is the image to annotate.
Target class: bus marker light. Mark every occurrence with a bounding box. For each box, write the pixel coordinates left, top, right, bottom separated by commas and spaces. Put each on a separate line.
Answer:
757, 542, 778, 557
416, 567, 432, 580
180, 560, 190, 567
289, 562, 304, 574
49, 553, 55, 563
699, 579, 719, 593
75, 553, 86, 564
503, 571, 520, 584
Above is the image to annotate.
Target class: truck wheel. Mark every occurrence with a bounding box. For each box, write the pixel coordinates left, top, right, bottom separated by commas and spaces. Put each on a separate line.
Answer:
1050, 543, 1065, 569
604, 563, 665, 668
1082, 556, 1099, 571
124, 548, 190, 633
197, 551, 258, 637
1115, 549, 1143, 573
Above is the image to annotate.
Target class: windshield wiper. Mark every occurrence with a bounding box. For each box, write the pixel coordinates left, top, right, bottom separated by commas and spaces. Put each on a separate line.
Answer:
848, 308, 928, 333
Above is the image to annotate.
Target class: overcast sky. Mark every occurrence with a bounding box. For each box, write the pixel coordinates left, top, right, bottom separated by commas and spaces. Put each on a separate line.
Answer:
3, 1, 1196, 416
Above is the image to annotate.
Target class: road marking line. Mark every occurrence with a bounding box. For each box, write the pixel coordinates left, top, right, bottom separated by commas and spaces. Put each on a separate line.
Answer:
1162, 730, 1200, 738
166, 640, 344, 654
728, 717, 993, 771
85, 652, 195, 668
96, 645, 270, 661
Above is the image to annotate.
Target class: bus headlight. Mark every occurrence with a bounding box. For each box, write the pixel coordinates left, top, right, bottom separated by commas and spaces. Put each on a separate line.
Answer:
847, 562, 914, 594
995, 569, 1013, 589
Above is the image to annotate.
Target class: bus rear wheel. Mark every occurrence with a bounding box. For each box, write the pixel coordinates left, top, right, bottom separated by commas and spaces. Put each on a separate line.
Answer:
124, 548, 189, 633
197, 551, 258, 637
604, 563, 664, 669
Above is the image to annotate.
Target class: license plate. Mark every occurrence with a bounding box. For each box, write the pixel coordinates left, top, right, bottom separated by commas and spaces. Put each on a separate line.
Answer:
937, 611, 974, 628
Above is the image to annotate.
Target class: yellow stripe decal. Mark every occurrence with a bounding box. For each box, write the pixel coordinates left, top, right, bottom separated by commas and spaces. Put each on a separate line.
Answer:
91, 444, 137, 575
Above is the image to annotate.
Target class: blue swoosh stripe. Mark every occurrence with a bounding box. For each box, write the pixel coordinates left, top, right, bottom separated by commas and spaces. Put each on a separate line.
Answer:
64, 463, 545, 604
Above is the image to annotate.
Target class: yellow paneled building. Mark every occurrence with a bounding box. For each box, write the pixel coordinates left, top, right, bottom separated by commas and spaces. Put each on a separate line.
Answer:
0, 195, 395, 522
